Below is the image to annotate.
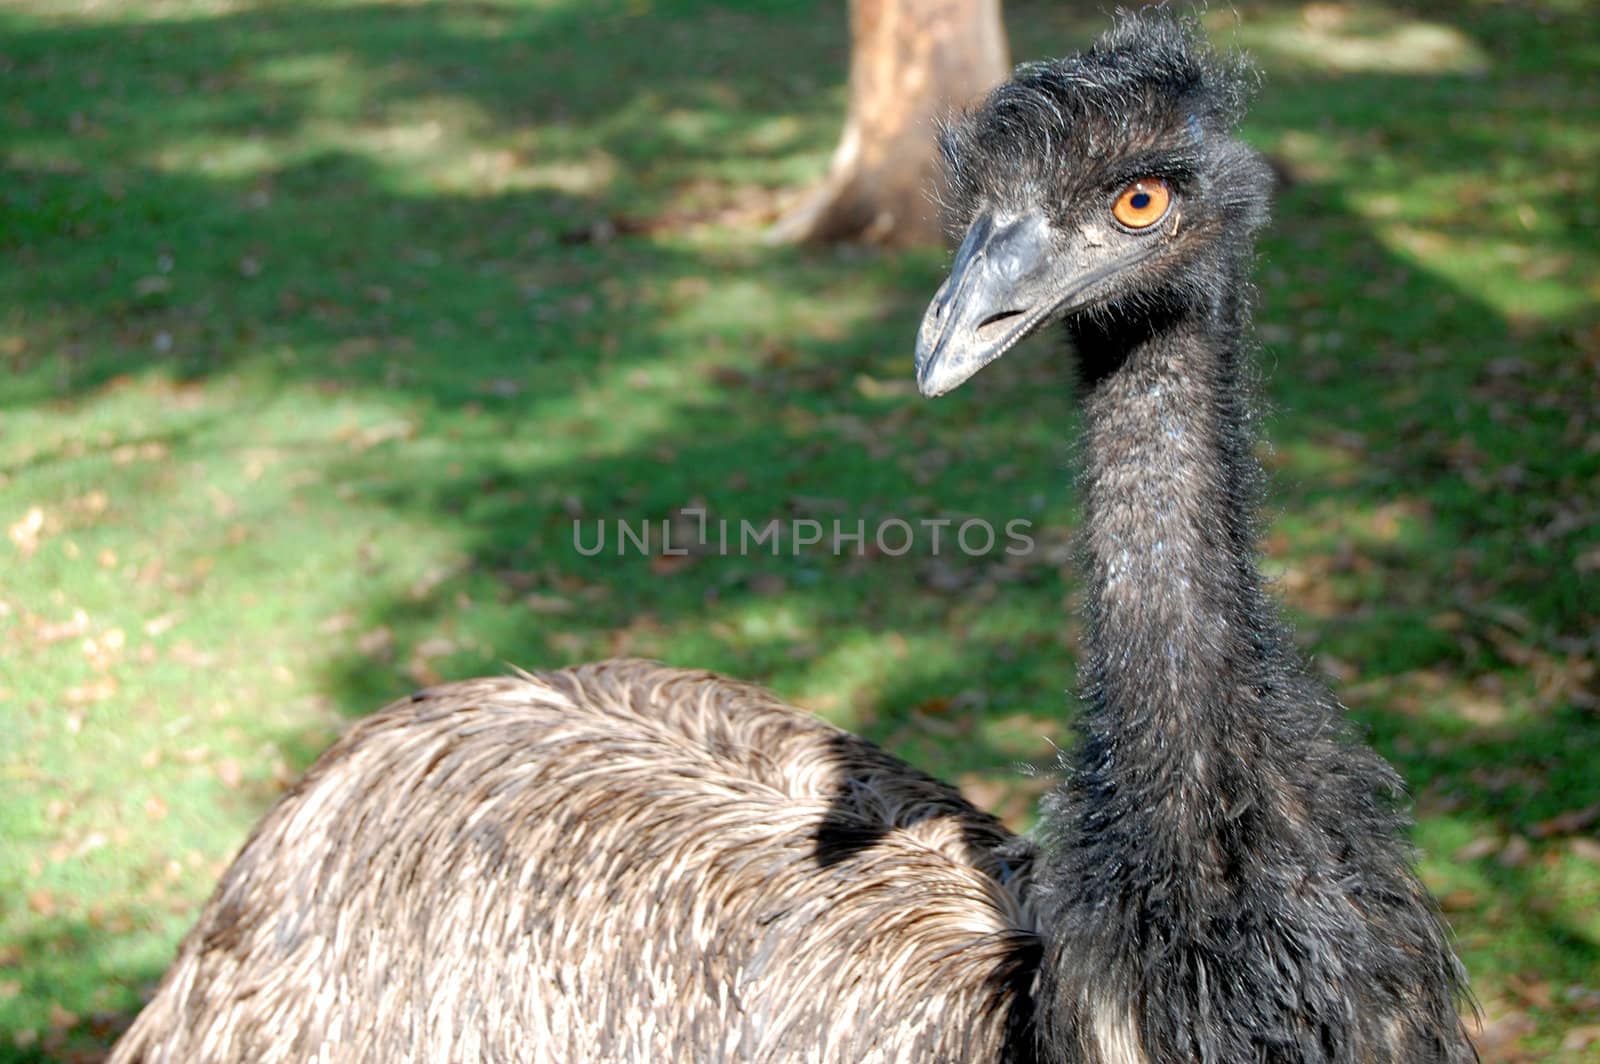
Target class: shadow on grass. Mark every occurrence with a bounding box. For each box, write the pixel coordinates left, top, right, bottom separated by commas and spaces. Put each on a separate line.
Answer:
2, 0, 1596, 1057
0, 912, 161, 1063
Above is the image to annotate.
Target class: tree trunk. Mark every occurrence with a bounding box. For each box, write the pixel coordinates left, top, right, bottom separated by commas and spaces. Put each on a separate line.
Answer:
771, 0, 1009, 248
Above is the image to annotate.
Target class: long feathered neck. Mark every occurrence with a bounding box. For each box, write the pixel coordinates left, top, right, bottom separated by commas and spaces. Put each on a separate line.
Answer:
1072, 275, 1273, 762
1032, 259, 1472, 1063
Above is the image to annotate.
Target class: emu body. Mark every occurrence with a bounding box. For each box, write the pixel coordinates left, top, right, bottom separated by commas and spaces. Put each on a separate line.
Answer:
113, 662, 1041, 1062
114, 14, 1474, 1063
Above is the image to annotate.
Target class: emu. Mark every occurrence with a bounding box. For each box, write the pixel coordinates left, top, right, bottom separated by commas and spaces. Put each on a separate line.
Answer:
112, 14, 1474, 1063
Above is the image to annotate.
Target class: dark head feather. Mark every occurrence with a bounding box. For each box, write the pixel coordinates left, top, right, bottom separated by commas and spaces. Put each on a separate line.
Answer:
940, 10, 1268, 243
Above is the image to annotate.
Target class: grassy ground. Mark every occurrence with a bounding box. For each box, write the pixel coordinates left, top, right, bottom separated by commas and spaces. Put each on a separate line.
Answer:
1, 0, 1596, 1058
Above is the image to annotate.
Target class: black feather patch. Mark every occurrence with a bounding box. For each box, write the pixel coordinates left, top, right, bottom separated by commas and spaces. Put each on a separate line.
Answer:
933, 11, 1476, 1063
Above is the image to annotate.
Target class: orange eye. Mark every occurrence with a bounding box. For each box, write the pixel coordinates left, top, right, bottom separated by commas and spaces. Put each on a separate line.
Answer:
1111, 178, 1172, 229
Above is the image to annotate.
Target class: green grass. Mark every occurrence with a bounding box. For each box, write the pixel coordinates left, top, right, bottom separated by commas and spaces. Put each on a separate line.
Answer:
2, 0, 1597, 1058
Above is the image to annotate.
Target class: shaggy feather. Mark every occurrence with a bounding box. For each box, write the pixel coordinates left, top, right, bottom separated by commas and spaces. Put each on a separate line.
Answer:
113, 661, 1041, 1062
113, 12, 1473, 1063
934, 9, 1474, 1062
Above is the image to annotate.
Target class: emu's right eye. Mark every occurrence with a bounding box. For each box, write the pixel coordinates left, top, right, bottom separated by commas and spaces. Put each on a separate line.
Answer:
1111, 178, 1172, 229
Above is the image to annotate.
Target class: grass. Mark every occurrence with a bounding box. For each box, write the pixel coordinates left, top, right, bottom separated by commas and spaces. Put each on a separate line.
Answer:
1, 0, 1596, 1058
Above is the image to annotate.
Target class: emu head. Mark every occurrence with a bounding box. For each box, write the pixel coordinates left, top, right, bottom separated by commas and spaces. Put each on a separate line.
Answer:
916, 13, 1274, 396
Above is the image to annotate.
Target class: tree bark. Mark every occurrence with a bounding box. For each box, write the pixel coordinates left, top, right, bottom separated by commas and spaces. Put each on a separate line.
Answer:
771, 0, 1009, 248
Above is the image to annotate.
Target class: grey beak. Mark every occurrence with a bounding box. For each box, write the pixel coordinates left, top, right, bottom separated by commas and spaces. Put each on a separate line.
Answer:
915, 212, 1057, 397
915, 210, 1162, 397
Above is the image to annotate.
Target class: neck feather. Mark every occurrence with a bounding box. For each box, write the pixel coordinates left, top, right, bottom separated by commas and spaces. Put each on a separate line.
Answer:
1076, 289, 1272, 752
1032, 277, 1472, 1064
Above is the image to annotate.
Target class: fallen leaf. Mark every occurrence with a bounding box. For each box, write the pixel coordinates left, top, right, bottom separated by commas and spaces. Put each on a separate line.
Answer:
854, 374, 914, 399
414, 635, 455, 659
8, 506, 46, 555
345, 420, 415, 453
1563, 1025, 1600, 1053
409, 562, 464, 600
1570, 837, 1600, 864
1438, 889, 1483, 912
408, 636, 457, 685
909, 708, 969, 739
1531, 803, 1600, 839
650, 553, 693, 576
1497, 835, 1533, 868
357, 627, 395, 661
169, 641, 216, 667
958, 772, 1007, 812
1454, 835, 1503, 862
65, 677, 117, 704
35, 609, 91, 645
1468, 1008, 1537, 1058
1506, 973, 1554, 1009
216, 759, 243, 789
479, 378, 523, 398
522, 593, 573, 614
1319, 656, 1359, 682
750, 573, 786, 596
83, 627, 125, 670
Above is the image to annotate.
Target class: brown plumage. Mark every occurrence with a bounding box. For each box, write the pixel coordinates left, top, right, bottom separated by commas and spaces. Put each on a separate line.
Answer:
112, 660, 1042, 1062
114, 13, 1474, 1062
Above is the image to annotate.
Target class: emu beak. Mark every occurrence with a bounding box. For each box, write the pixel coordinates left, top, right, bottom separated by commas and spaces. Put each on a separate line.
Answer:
915, 211, 1062, 398
915, 211, 1157, 397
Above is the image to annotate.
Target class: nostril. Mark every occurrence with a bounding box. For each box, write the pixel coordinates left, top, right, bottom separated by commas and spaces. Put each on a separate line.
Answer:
976, 309, 1027, 337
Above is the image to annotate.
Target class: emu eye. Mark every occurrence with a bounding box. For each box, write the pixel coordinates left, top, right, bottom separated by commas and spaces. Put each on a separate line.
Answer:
1111, 178, 1172, 230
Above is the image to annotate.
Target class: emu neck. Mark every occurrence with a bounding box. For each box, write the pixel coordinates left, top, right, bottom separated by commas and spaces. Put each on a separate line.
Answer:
1039, 282, 1345, 1057
1073, 291, 1276, 767
1032, 281, 1470, 1063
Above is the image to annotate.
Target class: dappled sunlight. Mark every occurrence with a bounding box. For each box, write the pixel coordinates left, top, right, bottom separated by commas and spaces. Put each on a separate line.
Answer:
1417, 807, 1600, 972
778, 628, 958, 728
1247, 129, 1592, 328
1, 0, 844, 229
739, 114, 816, 156
106, 49, 630, 197
659, 273, 884, 339
714, 598, 818, 645
250, 50, 378, 115
976, 709, 1062, 763
3, 0, 1598, 1057
1379, 224, 1589, 321
1299, 495, 1433, 550
1350, 664, 1547, 733
144, 135, 280, 180
1222, 2, 1490, 76
8, 0, 259, 21
1270, 434, 1367, 484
